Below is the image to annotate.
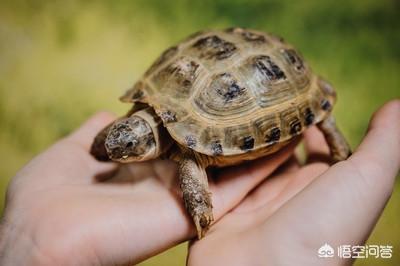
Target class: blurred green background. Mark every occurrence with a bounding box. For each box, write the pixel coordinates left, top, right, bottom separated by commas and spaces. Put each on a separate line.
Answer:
0, 0, 399, 265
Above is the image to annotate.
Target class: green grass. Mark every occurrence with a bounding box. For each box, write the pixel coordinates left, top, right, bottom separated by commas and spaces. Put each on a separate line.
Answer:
0, 0, 399, 265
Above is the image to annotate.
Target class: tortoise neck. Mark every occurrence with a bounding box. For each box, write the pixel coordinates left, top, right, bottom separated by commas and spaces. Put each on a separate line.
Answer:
131, 107, 174, 159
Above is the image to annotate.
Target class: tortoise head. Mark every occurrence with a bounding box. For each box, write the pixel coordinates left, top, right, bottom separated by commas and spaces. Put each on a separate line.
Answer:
105, 115, 157, 162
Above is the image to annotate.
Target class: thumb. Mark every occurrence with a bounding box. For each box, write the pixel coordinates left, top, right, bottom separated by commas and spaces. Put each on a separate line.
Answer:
263, 100, 400, 255
14, 112, 118, 187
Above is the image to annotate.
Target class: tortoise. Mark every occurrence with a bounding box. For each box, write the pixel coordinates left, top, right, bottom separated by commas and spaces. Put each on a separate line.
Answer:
90, 27, 351, 239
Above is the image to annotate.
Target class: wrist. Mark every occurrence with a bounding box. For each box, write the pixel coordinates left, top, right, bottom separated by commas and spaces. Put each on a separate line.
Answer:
0, 219, 54, 266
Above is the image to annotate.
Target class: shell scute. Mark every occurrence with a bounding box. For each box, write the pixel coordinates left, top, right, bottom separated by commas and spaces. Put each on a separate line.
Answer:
151, 56, 202, 99
120, 28, 336, 156
193, 72, 256, 121
144, 46, 179, 77
253, 113, 280, 144
226, 27, 268, 44
120, 81, 151, 103
238, 55, 293, 108
191, 35, 237, 60
223, 124, 254, 152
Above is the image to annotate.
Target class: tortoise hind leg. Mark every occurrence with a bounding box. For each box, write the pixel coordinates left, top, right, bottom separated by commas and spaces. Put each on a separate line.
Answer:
317, 115, 352, 162
178, 153, 214, 239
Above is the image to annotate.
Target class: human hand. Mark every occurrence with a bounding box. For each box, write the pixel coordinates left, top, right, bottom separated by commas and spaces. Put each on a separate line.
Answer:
0, 112, 298, 265
188, 100, 400, 266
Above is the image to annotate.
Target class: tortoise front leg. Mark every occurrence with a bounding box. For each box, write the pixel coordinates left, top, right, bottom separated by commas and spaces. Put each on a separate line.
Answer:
317, 115, 352, 162
179, 153, 214, 239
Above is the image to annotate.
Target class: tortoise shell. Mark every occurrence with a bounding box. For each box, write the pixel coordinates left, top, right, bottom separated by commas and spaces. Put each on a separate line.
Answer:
120, 27, 337, 157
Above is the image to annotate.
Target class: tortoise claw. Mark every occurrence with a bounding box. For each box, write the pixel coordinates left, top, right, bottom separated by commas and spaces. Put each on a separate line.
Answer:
193, 210, 214, 239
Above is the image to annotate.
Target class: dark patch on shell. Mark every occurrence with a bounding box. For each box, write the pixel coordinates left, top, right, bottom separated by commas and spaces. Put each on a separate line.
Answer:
240, 136, 255, 151
165, 59, 199, 88
145, 46, 178, 76
321, 99, 332, 111
120, 81, 146, 102
192, 35, 237, 60
304, 108, 315, 126
215, 73, 245, 102
266, 127, 281, 143
289, 119, 302, 135
241, 31, 266, 43
183, 79, 192, 86
185, 135, 197, 149
254, 55, 286, 81
282, 49, 304, 71
211, 141, 223, 155
160, 110, 177, 123
226, 27, 266, 43
131, 89, 144, 100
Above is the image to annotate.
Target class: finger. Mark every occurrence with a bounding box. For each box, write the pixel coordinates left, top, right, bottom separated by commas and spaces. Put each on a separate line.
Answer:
262, 100, 400, 253
210, 138, 300, 218
350, 99, 400, 186
232, 162, 328, 215
67, 111, 117, 151
55, 111, 119, 182
249, 153, 302, 206
99, 140, 298, 254
275, 154, 301, 175
15, 112, 118, 187
73, 141, 297, 266
303, 126, 331, 164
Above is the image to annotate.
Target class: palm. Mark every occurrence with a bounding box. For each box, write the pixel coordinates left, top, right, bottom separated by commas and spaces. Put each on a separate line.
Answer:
1, 112, 298, 266
216, 161, 326, 226
190, 152, 330, 265
2, 100, 398, 266
189, 100, 400, 266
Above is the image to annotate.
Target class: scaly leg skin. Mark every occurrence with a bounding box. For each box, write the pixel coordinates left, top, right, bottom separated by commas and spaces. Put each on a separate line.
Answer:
317, 115, 352, 162
179, 154, 214, 239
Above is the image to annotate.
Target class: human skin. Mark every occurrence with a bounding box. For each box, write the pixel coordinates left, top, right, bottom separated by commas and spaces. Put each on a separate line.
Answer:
188, 99, 400, 266
0, 112, 298, 265
0, 100, 399, 265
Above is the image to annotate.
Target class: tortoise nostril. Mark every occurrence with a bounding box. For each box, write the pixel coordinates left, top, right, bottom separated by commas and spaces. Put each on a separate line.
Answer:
126, 142, 133, 148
